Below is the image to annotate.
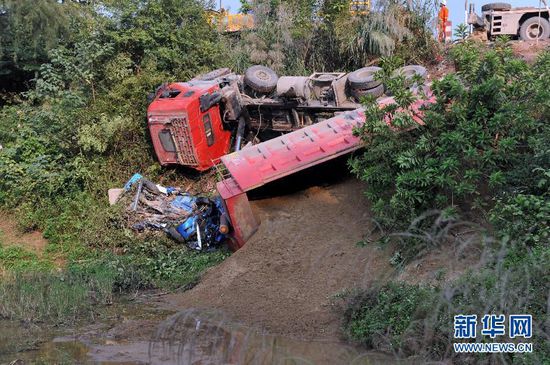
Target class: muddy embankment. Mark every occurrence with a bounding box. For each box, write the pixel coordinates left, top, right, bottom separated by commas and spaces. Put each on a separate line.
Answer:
158, 176, 393, 341
3, 160, 459, 364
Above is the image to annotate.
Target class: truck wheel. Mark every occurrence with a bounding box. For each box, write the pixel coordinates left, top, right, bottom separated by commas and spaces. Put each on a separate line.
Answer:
519, 17, 550, 41
347, 66, 382, 89
481, 3, 512, 11
196, 68, 231, 81
351, 83, 385, 101
392, 65, 427, 85
244, 65, 278, 93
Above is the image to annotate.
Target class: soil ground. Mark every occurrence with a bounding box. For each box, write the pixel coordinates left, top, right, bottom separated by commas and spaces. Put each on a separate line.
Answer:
510, 39, 550, 63
0, 211, 47, 254
159, 177, 395, 341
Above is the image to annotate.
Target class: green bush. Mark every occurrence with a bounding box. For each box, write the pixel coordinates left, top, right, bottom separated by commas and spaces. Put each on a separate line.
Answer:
342, 237, 549, 363
350, 41, 549, 234
109, 242, 230, 290
343, 282, 437, 351
345, 40, 549, 363
490, 194, 550, 248
353, 43, 548, 223
0, 0, 231, 325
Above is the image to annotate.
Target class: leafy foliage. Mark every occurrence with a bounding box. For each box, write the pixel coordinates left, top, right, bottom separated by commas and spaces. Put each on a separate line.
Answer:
0, 0, 86, 97
343, 282, 437, 350
490, 194, 549, 248
0, 0, 230, 322
229, 0, 440, 74
454, 23, 469, 40
350, 42, 550, 230
334, 0, 440, 66
345, 41, 550, 363
342, 242, 550, 363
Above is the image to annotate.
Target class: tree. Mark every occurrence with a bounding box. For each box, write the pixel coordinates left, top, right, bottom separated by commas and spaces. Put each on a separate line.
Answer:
0, 0, 84, 94
101, 0, 223, 79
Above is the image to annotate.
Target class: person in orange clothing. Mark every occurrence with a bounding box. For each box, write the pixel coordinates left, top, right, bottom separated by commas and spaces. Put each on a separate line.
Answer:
438, 0, 449, 42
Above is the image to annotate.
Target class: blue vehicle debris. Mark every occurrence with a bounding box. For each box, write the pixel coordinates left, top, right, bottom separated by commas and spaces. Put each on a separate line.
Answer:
111, 174, 228, 251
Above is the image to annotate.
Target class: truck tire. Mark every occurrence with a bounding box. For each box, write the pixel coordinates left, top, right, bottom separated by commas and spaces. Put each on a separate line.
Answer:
392, 65, 427, 85
244, 65, 278, 93
196, 68, 231, 81
347, 66, 383, 89
519, 17, 550, 41
481, 3, 512, 11
351, 83, 385, 100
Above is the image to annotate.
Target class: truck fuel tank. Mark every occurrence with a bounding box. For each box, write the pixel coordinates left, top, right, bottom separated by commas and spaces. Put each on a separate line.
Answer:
276, 76, 311, 100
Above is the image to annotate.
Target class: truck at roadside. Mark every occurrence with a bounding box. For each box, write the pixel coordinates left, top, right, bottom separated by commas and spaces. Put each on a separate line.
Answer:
468, 2, 550, 41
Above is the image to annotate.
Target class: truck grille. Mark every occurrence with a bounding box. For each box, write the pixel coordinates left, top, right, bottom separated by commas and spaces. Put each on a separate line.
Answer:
171, 117, 199, 166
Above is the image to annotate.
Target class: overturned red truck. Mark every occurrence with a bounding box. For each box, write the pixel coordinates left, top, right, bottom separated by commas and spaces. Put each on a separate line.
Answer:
147, 65, 433, 250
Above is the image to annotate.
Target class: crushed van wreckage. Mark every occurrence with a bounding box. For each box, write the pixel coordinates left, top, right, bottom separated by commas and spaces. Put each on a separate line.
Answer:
109, 174, 229, 251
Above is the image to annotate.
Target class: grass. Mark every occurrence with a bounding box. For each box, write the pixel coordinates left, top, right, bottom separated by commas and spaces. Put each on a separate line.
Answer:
0, 213, 229, 325
340, 217, 550, 364
0, 192, 230, 325
0, 244, 228, 324
0, 245, 53, 272
0, 248, 228, 324
0, 267, 113, 323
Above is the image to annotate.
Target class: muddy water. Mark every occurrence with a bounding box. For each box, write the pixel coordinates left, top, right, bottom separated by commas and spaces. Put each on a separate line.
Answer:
1, 305, 406, 365
0, 295, 173, 365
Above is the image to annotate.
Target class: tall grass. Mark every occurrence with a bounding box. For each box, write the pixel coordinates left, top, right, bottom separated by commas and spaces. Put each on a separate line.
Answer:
341, 212, 550, 364
0, 264, 115, 324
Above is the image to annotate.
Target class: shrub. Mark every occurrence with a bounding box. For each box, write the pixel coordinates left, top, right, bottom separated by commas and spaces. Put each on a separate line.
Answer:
350, 43, 549, 231
490, 194, 550, 248
342, 231, 549, 363
343, 282, 437, 352
0, 0, 232, 325
345, 41, 549, 363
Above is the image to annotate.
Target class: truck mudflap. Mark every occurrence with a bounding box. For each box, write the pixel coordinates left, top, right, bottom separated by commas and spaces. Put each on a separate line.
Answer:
216, 178, 260, 251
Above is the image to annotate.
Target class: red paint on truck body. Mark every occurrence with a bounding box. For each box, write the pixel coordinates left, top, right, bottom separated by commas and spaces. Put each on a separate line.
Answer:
147, 81, 232, 171
217, 94, 436, 250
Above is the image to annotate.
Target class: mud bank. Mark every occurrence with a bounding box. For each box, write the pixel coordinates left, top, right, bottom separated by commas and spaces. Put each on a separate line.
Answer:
158, 178, 394, 341
1, 177, 439, 364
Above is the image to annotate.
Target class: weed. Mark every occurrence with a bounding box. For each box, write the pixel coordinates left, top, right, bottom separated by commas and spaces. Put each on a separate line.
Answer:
341, 217, 550, 364
0, 269, 111, 324
0, 245, 52, 272
343, 282, 437, 352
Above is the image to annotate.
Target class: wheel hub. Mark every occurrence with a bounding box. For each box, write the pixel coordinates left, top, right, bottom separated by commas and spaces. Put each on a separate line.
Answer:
256, 71, 269, 80
528, 24, 542, 39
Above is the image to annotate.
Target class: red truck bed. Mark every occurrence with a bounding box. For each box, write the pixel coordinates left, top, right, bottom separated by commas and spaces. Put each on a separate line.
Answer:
221, 108, 366, 192
216, 107, 367, 250
218, 94, 434, 250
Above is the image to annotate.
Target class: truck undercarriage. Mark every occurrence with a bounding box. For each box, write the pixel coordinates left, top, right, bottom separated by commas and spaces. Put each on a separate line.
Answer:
147, 64, 426, 171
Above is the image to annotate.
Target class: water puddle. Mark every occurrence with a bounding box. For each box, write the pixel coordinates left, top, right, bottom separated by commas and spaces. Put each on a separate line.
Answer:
1, 307, 407, 364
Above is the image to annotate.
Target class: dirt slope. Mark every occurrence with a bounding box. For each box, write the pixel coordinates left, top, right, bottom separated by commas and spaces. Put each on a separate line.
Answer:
162, 178, 393, 340
0, 212, 47, 254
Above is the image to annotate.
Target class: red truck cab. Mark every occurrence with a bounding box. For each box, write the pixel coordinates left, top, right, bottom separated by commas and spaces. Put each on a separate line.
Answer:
147, 81, 232, 171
